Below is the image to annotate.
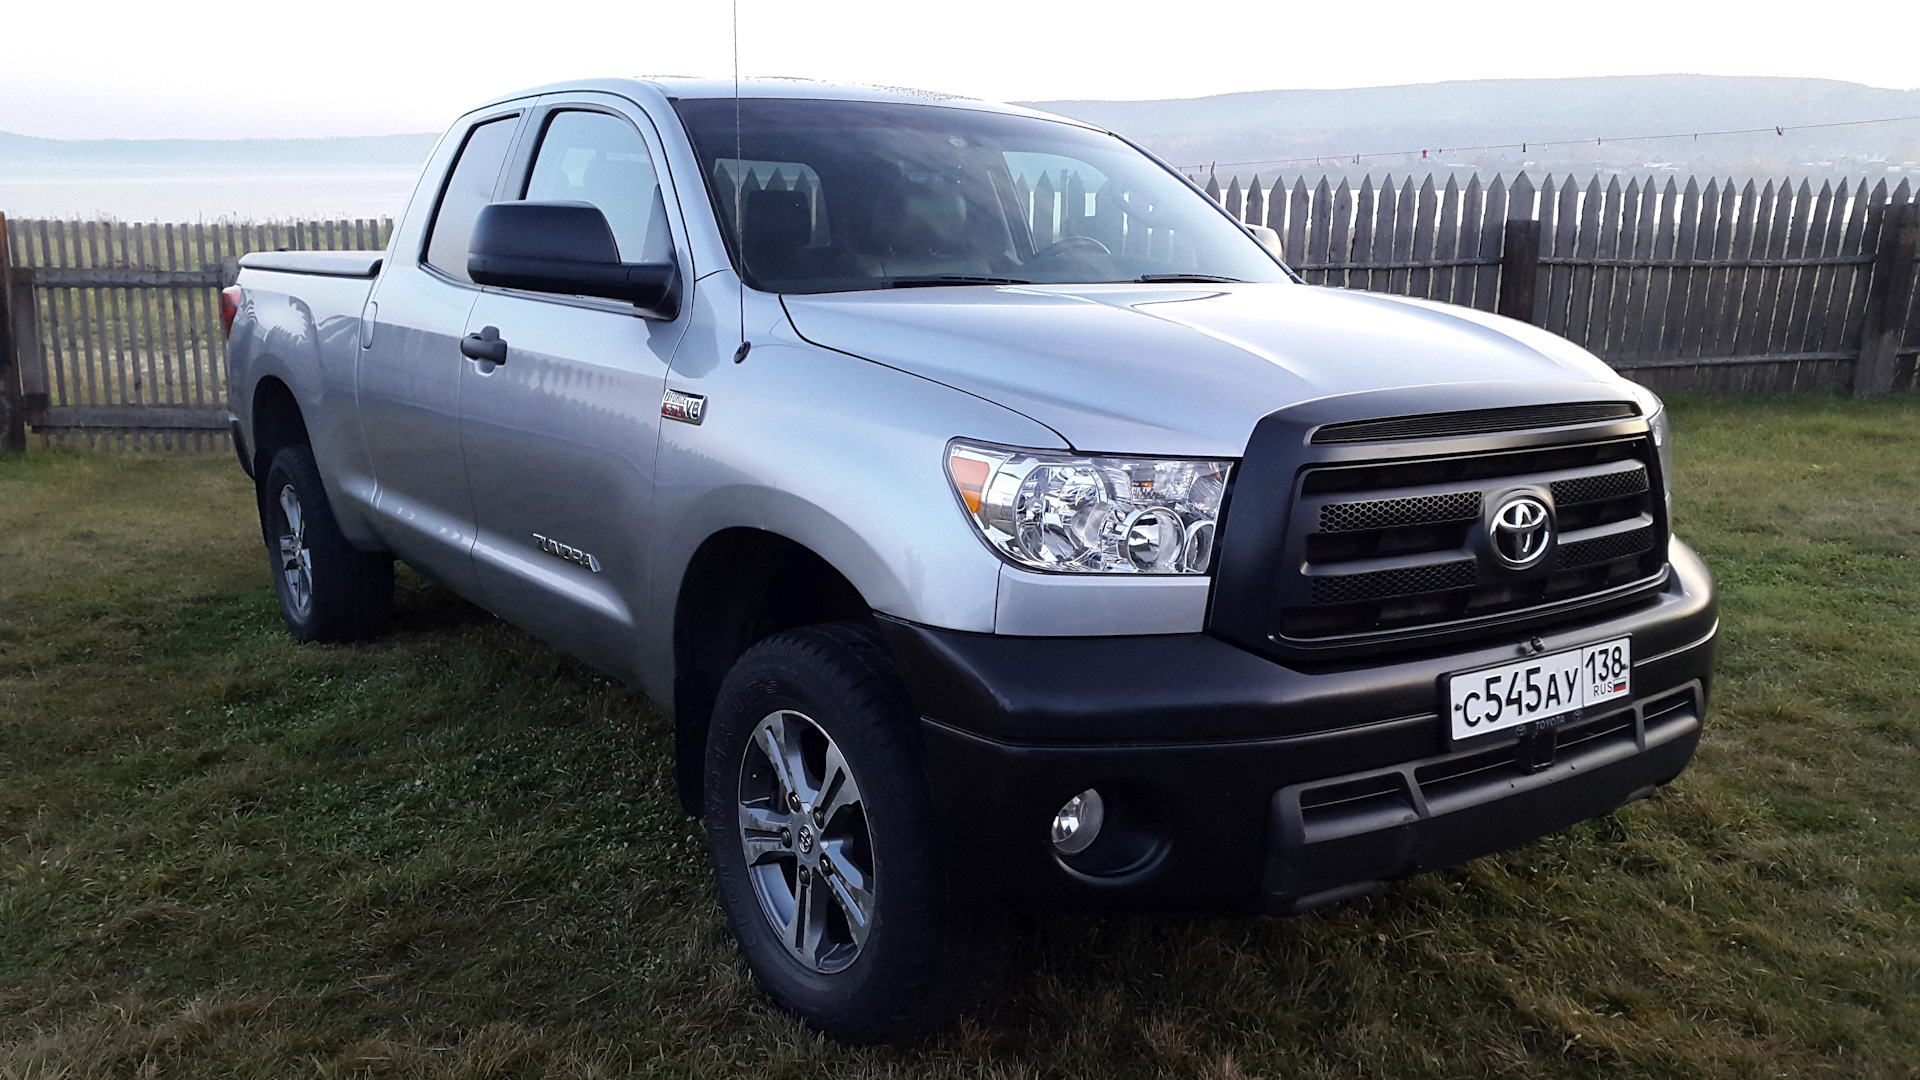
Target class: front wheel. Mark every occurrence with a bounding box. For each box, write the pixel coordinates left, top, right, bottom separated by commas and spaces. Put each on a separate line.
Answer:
704, 623, 1001, 1043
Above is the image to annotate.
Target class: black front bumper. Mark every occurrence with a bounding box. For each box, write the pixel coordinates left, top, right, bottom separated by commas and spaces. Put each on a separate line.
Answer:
879, 539, 1716, 916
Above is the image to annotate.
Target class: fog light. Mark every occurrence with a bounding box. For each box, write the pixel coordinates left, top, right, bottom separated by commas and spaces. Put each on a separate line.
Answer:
1050, 789, 1106, 856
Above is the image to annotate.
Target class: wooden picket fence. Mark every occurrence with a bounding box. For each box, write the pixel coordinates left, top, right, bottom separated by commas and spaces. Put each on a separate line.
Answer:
1181, 171, 1920, 396
0, 217, 393, 450
2, 172, 1917, 452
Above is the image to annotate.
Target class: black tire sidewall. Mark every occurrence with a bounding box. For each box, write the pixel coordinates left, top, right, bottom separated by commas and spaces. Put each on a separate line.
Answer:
704, 625, 953, 1042
260, 444, 390, 643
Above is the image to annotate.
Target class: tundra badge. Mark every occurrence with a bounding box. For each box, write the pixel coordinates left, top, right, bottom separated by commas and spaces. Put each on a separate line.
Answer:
534, 533, 601, 573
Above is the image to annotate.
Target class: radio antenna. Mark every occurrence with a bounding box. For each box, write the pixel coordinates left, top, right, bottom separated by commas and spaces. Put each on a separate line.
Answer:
732, 0, 747, 357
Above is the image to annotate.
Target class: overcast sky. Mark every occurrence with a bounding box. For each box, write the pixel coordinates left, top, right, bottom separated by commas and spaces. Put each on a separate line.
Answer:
5, 0, 1919, 141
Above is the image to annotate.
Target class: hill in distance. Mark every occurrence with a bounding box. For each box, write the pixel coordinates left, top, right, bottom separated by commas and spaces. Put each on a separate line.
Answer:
0, 130, 439, 166
4, 75, 1915, 185
1024, 75, 1920, 185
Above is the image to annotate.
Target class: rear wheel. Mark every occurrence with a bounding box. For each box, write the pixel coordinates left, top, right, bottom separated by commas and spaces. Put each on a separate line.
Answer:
704, 622, 1001, 1043
260, 443, 393, 642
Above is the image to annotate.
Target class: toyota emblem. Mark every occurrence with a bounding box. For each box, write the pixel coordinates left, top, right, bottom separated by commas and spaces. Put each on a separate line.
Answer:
1490, 494, 1553, 568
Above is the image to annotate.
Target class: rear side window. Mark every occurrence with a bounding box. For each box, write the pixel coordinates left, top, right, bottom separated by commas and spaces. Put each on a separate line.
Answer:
424, 116, 518, 280
522, 111, 672, 263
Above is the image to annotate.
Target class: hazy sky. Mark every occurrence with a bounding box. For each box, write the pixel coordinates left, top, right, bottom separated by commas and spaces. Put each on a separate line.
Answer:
5, 0, 1919, 140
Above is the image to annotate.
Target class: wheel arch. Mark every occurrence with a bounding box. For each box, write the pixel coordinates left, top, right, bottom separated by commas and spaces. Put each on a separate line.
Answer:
250, 375, 311, 477
671, 527, 874, 814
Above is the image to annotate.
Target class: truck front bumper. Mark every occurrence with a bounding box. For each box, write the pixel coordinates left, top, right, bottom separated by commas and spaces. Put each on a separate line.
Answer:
878, 539, 1716, 916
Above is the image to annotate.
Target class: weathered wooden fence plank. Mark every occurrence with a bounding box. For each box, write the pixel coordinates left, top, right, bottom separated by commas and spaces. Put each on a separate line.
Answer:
0, 216, 22, 450
1836, 181, 1888, 356
1497, 217, 1541, 323
1431, 175, 1459, 303
1350, 177, 1376, 293
1286, 178, 1310, 268
1633, 178, 1680, 362
1612, 179, 1655, 361
1674, 178, 1720, 359
1585, 176, 1625, 355
1855, 195, 1920, 397
1477, 174, 1515, 313
1773, 181, 1816, 368
1699, 180, 1747, 361
1542, 176, 1576, 336
1387, 177, 1416, 295
1318, 179, 1341, 282
1287, 178, 1310, 268
1408, 176, 1437, 298
1796, 180, 1842, 358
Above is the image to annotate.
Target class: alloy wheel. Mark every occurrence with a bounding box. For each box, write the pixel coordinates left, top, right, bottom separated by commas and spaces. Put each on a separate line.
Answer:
277, 484, 313, 618
736, 709, 877, 974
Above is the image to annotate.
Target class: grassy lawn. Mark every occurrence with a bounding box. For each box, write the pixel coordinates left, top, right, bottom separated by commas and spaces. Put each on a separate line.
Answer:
2, 395, 1917, 1079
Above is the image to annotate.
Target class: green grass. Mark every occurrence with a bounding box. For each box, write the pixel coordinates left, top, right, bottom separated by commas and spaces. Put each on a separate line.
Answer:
3, 395, 1918, 1079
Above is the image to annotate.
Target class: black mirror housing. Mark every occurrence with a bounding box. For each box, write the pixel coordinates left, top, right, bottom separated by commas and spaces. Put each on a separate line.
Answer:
467, 201, 679, 319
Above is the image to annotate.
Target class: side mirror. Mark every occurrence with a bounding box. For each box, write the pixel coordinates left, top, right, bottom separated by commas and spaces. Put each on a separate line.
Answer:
1247, 224, 1285, 260
468, 201, 679, 319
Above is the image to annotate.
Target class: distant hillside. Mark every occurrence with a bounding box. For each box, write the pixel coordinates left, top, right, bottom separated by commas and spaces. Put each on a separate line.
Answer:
1024, 75, 1920, 184
0, 130, 440, 166
6, 75, 1918, 184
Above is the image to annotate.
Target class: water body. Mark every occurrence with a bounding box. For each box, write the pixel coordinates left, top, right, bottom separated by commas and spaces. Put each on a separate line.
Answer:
0, 162, 422, 222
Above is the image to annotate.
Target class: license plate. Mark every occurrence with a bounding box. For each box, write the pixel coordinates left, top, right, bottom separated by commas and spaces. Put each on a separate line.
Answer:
1445, 637, 1632, 742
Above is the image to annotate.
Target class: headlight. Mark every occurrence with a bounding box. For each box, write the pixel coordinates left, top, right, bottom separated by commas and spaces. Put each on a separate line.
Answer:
946, 442, 1232, 574
1646, 401, 1673, 519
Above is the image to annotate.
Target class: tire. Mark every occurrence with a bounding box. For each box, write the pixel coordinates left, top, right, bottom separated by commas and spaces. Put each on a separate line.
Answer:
259, 443, 393, 643
704, 622, 1002, 1043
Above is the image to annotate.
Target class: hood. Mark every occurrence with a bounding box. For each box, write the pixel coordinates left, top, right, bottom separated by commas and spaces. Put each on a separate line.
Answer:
780, 282, 1629, 458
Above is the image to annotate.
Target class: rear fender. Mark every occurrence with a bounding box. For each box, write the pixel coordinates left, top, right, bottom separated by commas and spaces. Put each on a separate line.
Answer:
229, 272, 383, 548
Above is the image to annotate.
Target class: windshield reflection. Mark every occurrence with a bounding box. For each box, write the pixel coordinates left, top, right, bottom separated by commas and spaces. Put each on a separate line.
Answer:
673, 98, 1292, 294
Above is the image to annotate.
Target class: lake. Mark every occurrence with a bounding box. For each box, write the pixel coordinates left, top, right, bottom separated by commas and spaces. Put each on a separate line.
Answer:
0, 162, 421, 222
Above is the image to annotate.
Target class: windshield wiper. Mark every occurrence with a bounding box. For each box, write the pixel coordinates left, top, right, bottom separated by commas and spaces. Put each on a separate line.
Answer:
1136, 273, 1245, 283
882, 275, 1032, 288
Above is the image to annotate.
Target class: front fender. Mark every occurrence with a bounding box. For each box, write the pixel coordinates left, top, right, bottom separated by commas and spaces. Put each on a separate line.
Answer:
641, 295, 1065, 701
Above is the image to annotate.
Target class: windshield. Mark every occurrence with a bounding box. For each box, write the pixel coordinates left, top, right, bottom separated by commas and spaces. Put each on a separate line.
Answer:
672, 97, 1292, 293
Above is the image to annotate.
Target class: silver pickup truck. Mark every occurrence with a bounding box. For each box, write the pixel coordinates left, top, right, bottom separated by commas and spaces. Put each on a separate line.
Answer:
223, 77, 1717, 1042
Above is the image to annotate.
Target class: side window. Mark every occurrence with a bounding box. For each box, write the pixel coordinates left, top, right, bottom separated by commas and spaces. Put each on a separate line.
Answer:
424, 116, 518, 281
523, 111, 671, 263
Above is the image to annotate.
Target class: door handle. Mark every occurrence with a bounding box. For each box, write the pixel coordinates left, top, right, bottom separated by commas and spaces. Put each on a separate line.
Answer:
460, 326, 508, 364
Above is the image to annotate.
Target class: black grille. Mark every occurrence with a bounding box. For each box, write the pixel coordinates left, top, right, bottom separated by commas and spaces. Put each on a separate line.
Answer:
1309, 560, 1478, 604
1559, 525, 1657, 570
1310, 402, 1639, 444
1319, 491, 1481, 533
1552, 466, 1649, 506
1277, 435, 1667, 642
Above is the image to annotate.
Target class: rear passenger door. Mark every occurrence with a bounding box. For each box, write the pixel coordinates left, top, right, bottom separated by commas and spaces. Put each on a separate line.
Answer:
358, 109, 523, 597
458, 99, 693, 680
